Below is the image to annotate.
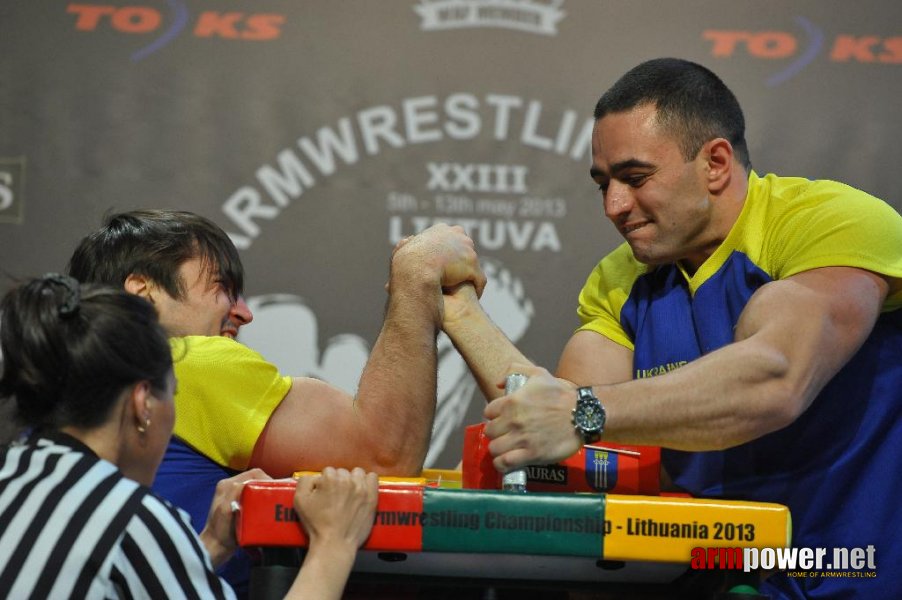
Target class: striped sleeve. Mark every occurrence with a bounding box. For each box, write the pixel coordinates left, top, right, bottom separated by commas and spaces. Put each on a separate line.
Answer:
0, 441, 235, 600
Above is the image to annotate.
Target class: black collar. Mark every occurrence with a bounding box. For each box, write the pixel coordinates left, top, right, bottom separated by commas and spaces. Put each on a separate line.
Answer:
28, 428, 99, 459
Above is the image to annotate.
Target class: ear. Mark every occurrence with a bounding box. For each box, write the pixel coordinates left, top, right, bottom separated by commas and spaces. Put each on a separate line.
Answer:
703, 138, 735, 194
124, 274, 154, 301
129, 380, 153, 424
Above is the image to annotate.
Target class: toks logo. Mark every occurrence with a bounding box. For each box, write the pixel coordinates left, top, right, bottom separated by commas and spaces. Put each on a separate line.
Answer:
703, 17, 901, 85
66, 3, 285, 61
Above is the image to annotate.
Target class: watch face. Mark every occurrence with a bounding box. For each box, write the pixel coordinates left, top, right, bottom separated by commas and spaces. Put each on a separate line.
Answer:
575, 401, 603, 432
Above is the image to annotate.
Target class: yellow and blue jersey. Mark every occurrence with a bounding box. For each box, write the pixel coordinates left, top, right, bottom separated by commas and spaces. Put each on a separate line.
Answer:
578, 172, 902, 598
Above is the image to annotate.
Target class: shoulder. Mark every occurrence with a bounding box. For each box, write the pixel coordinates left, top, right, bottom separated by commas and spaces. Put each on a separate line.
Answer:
171, 335, 290, 389
171, 336, 287, 380
750, 172, 899, 227
746, 172, 902, 280
171, 335, 270, 363
576, 243, 649, 348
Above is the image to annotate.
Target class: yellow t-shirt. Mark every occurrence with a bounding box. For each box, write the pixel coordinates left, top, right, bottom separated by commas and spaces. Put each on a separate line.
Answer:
170, 336, 292, 470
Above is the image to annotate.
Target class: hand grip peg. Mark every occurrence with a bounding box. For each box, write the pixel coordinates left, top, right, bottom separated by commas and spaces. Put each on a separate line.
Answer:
501, 373, 529, 493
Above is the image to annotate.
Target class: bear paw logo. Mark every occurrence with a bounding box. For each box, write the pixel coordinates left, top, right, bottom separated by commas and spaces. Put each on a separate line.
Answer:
239, 294, 369, 395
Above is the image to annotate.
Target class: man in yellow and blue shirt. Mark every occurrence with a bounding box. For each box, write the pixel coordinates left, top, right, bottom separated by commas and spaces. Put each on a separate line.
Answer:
441, 58, 902, 599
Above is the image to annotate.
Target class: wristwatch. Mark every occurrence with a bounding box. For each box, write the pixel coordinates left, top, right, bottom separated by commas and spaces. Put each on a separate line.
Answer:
571, 386, 606, 444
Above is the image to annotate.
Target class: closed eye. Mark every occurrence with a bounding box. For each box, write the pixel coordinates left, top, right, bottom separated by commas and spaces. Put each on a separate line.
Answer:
624, 174, 648, 187
213, 279, 238, 302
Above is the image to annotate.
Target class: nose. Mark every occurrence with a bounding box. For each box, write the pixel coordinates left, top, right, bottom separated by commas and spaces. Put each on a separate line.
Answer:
603, 181, 633, 222
231, 295, 254, 326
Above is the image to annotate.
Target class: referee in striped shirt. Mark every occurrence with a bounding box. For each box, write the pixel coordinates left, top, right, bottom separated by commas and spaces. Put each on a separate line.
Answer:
0, 276, 378, 599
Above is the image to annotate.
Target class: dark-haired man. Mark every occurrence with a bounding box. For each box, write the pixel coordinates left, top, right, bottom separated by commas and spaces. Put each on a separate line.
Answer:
68, 210, 485, 594
441, 58, 902, 599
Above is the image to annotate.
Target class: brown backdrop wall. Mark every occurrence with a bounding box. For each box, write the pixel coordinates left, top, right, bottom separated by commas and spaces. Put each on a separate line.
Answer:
2, 1, 900, 465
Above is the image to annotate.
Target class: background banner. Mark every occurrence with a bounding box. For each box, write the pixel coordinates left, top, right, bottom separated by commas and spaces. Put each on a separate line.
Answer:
2, 1, 900, 465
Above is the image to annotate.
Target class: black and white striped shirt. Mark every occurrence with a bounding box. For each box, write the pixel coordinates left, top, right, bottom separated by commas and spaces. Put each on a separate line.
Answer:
0, 432, 235, 599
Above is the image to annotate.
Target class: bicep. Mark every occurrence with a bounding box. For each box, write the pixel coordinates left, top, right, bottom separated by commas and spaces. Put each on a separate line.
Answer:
249, 377, 362, 477
734, 266, 888, 412
555, 330, 633, 385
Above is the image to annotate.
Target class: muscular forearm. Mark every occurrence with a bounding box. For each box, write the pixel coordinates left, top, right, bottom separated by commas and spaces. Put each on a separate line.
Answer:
488, 268, 886, 471
602, 269, 883, 451
353, 272, 441, 475
351, 223, 486, 473
351, 229, 489, 473
601, 339, 798, 450
489, 338, 808, 473
442, 291, 532, 401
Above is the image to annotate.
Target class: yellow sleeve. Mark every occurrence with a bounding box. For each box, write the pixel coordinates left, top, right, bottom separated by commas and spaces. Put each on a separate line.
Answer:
576, 243, 646, 351
170, 336, 292, 470
763, 178, 902, 311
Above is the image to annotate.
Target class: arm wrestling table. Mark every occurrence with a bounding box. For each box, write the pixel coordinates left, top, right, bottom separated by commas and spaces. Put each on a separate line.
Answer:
236, 470, 791, 599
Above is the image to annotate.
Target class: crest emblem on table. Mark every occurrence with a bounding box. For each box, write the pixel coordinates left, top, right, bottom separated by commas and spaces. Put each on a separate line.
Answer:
585, 449, 618, 491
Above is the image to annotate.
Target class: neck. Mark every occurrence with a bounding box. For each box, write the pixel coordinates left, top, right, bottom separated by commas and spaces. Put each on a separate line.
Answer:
60, 423, 122, 465
681, 167, 750, 273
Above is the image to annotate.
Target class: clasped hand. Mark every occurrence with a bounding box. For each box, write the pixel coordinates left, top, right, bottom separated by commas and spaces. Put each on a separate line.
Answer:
389, 224, 487, 298
483, 365, 582, 472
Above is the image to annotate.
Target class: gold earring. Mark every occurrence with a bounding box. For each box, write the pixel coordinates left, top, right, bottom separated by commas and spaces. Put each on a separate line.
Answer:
137, 419, 151, 434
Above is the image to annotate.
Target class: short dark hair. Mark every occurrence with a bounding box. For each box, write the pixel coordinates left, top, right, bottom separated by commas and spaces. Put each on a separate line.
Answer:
594, 58, 751, 170
67, 209, 244, 301
0, 275, 172, 430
